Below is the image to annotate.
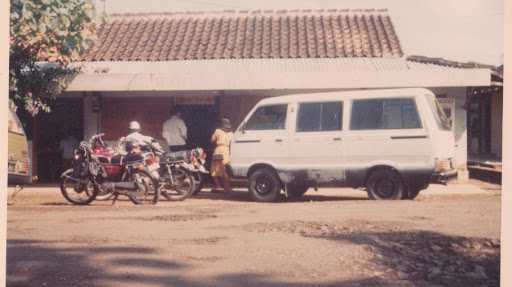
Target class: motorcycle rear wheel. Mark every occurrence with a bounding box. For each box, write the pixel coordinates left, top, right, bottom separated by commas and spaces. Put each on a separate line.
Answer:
161, 168, 194, 201
126, 170, 160, 205
60, 169, 98, 205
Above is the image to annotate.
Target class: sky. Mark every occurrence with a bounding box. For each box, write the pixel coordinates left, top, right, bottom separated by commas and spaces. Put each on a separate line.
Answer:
93, 0, 504, 66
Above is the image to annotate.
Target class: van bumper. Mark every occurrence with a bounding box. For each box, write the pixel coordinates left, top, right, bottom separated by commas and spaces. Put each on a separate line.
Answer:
431, 170, 458, 184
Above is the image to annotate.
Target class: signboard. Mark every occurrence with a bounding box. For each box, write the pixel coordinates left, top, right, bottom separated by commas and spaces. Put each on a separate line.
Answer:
175, 96, 215, 106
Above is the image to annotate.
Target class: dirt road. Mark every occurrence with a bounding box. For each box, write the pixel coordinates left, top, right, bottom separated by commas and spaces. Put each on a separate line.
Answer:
7, 182, 501, 287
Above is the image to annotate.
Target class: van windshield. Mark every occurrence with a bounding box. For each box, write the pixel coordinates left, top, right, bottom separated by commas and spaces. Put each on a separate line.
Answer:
426, 95, 452, 131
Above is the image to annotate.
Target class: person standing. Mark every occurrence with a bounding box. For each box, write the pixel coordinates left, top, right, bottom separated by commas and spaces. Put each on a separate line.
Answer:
210, 118, 233, 193
162, 108, 188, 152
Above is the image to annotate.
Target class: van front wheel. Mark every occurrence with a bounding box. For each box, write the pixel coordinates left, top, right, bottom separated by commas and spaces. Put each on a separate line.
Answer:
249, 169, 281, 202
366, 169, 404, 200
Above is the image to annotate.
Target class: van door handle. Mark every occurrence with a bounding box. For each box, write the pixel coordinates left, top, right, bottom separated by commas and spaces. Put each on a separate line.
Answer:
332, 137, 342, 141
234, 140, 261, 143
275, 139, 283, 142
390, 135, 428, 140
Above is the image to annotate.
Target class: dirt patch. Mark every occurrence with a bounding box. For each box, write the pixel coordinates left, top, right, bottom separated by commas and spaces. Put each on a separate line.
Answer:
237, 219, 500, 286
7, 185, 501, 287
66, 213, 218, 223
169, 237, 227, 245
182, 256, 223, 262
315, 231, 501, 287
142, 214, 217, 222
238, 219, 409, 235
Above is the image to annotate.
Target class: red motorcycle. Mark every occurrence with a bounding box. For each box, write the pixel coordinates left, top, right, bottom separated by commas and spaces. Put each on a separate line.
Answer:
59, 133, 160, 205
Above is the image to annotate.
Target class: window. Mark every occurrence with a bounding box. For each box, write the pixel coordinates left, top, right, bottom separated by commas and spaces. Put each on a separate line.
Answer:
244, 104, 287, 130
426, 96, 452, 131
350, 98, 422, 130
297, 102, 342, 132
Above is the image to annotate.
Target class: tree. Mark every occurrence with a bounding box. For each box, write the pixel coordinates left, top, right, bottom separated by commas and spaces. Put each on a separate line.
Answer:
10, 0, 96, 116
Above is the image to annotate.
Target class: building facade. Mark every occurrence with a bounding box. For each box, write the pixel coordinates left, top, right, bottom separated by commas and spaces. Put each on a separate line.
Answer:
31, 9, 495, 182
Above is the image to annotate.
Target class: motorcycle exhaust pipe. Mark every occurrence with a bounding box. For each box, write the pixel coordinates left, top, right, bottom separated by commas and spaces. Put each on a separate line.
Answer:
102, 182, 138, 191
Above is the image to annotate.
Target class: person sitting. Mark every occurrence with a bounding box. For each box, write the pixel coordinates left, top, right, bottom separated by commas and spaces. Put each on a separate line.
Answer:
125, 121, 153, 147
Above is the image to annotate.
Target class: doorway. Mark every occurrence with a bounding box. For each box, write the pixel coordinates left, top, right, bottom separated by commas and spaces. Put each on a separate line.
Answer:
467, 93, 491, 156
36, 98, 83, 183
181, 104, 219, 151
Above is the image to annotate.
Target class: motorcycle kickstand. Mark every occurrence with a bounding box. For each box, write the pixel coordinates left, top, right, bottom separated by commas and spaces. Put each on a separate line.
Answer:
111, 193, 119, 205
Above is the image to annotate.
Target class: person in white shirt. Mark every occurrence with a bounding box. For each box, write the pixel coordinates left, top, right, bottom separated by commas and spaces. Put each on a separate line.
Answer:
162, 108, 188, 152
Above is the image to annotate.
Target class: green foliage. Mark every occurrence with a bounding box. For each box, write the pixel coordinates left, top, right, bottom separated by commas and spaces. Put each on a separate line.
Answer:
10, 0, 97, 115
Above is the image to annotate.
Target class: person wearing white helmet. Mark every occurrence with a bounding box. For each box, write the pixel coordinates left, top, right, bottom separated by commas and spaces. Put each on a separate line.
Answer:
124, 121, 154, 150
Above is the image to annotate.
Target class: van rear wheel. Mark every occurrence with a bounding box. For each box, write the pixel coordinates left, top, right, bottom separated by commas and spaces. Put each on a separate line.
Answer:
249, 168, 281, 202
366, 169, 404, 200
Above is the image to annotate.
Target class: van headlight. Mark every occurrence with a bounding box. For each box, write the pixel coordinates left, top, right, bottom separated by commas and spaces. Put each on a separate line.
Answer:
435, 158, 454, 172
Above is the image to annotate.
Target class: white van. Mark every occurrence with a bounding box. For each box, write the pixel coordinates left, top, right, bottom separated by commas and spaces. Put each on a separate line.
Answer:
230, 88, 457, 202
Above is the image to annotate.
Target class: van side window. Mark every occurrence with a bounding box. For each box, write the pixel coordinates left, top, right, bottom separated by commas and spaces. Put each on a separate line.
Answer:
297, 102, 343, 132
245, 104, 287, 130
350, 98, 422, 130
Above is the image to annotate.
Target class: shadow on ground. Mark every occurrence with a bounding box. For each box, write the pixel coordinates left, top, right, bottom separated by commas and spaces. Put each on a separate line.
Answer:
306, 230, 500, 287
7, 228, 500, 287
192, 190, 367, 203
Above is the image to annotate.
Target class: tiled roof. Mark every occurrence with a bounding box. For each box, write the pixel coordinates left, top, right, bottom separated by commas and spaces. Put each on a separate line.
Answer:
83, 9, 403, 61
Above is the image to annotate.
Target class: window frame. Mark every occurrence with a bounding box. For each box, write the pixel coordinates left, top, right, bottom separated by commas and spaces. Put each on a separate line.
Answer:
349, 97, 423, 131
426, 95, 452, 131
295, 101, 344, 133
243, 104, 289, 131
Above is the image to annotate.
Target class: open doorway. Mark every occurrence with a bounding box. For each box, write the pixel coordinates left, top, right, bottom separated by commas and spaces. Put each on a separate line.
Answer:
36, 98, 83, 183
181, 104, 219, 151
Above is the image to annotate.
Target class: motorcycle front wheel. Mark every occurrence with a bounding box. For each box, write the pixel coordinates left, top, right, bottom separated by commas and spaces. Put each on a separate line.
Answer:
60, 169, 98, 205
127, 170, 160, 205
161, 168, 194, 201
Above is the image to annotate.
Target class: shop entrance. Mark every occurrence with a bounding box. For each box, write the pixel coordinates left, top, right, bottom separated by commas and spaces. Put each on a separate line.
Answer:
467, 93, 492, 156
36, 98, 83, 183
181, 104, 219, 152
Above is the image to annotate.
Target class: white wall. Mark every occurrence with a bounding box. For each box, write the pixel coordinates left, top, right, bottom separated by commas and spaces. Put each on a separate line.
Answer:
83, 93, 100, 140
429, 87, 468, 179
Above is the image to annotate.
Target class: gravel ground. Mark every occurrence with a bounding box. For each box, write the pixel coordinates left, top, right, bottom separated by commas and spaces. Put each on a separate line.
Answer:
6, 181, 501, 287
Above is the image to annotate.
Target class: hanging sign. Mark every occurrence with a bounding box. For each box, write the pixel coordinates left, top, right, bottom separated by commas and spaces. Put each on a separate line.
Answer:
175, 96, 215, 105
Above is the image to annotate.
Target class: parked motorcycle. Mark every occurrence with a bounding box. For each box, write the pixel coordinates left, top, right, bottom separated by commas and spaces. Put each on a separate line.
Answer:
95, 136, 201, 202
158, 147, 208, 201
60, 133, 160, 205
